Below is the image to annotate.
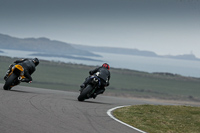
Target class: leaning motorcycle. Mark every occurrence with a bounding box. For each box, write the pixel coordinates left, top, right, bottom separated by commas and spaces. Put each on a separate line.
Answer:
78, 75, 101, 101
3, 64, 25, 90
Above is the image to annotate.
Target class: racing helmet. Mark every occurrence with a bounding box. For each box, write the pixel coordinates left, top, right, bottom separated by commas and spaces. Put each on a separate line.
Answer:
102, 63, 110, 70
32, 58, 39, 66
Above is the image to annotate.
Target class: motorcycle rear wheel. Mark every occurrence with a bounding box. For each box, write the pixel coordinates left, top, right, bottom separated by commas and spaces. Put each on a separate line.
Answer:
78, 85, 93, 101
3, 74, 17, 90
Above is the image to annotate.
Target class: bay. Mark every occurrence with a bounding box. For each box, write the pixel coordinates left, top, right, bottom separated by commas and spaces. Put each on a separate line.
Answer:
0, 49, 199, 78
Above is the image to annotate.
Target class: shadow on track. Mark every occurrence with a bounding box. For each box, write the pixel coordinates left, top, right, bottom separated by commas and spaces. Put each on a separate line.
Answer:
79, 100, 114, 105
9, 89, 39, 94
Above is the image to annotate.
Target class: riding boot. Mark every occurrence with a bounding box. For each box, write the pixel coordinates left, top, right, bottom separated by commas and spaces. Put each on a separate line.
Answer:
79, 84, 85, 91
4, 67, 12, 80
93, 89, 105, 99
79, 77, 90, 91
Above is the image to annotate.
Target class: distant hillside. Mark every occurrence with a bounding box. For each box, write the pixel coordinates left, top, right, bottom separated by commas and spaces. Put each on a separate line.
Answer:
73, 44, 158, 57
73, 44, 200, 61
0, 33, 99, 57
164, 54, 199, 60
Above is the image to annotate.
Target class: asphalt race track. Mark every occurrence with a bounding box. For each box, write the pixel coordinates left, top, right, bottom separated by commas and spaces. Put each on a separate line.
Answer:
0, 84, 169, 133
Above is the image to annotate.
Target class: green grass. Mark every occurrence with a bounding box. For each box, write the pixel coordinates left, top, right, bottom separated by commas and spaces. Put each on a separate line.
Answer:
113, 105, 200, 133
1, 56, 200, 102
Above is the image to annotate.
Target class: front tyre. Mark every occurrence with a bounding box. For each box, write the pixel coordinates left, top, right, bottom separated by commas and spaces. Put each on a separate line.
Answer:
78, 85, 93, 101
3, 74, 17, 90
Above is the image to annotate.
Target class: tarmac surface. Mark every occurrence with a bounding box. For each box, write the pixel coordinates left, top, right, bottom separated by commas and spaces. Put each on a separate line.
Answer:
0, 84, 172, 133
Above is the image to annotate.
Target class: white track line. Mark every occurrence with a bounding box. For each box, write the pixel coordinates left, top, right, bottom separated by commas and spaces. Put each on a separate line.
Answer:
107, 105, 147, 133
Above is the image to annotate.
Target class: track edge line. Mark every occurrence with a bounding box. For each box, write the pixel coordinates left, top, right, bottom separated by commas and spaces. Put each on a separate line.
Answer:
107, 105, 147, 133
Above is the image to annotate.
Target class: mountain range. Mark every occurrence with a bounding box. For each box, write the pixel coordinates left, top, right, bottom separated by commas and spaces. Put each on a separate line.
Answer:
73, 44, 200, 61
0, 33, 99, 57
0, 33, 199, 61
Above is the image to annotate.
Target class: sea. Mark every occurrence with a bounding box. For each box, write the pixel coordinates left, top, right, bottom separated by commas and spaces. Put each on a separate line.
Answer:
0, 49, 200, 78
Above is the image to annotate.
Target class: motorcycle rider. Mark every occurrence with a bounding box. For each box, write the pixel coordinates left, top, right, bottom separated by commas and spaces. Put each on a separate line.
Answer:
4, 58, 39, 83
80, 63, 111, 99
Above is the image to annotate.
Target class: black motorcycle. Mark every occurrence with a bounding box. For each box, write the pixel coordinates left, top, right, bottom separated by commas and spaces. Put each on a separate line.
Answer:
78, 75, 101, 101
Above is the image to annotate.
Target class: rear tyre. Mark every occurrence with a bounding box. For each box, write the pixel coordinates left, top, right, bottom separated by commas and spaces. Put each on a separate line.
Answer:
3, 74, 17, 90
78, 85, 93, 101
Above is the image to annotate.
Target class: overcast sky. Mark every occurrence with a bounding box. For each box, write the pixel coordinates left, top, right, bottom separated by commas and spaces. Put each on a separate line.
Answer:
0, 0, 200, 57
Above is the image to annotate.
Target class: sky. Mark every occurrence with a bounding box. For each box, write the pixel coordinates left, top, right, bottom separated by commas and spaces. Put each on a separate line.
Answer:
0, 0, 200, 57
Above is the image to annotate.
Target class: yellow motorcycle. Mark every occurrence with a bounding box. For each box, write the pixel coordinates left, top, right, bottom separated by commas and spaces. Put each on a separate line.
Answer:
3, 64, 25, 90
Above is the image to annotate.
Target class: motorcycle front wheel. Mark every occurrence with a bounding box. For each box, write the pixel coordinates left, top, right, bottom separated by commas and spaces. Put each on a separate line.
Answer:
78, 85, 93, 101
3, 74, 18, 90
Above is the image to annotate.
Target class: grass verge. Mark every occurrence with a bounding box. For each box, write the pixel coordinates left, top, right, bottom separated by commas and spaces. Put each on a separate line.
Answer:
113, 105, 200, 133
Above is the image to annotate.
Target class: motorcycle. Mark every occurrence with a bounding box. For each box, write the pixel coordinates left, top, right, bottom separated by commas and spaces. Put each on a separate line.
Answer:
78, 75, 101, 101
3, 64, 25, 90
